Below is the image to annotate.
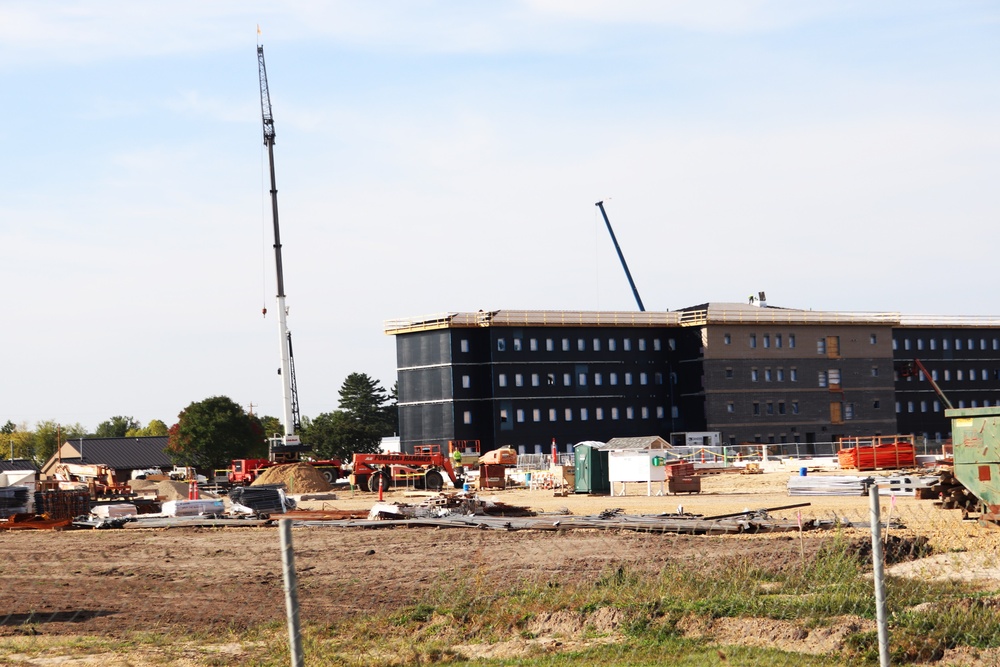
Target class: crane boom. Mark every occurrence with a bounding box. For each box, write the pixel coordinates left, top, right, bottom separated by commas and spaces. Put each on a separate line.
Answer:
595, 201, 645, 312
258, 45, 302, 446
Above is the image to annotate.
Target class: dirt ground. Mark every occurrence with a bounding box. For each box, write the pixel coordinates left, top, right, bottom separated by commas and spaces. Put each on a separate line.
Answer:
1, 470, 997, 648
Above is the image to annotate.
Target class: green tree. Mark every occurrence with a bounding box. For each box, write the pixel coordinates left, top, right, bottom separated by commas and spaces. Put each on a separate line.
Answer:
166, 396, 266, 470
95, 416, 141, 438
32, 420, 87, 464
305, 373, 395, 460
257, 414, 283, 441
125, 419, 170, 437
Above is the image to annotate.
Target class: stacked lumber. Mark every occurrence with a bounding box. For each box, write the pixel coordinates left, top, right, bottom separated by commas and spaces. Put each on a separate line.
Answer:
787, 475, 872, 496
926, 469, 980, 512
838, 441, 916, 470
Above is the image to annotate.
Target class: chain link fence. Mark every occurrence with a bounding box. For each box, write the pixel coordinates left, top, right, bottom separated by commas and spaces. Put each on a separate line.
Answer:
1, 477, 999, 666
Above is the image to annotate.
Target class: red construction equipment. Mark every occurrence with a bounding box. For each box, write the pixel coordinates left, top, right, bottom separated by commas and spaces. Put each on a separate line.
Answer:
350, 445, 461, 492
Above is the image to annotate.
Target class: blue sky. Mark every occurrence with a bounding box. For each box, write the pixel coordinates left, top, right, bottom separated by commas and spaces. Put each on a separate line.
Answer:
2, 1, 998, 431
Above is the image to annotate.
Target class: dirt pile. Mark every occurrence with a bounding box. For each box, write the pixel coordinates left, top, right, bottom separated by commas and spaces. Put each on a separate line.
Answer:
251, 463, 332, 494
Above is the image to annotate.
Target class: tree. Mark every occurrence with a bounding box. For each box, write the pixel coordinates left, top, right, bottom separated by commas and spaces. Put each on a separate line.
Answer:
95, 416, 141, 438
125, 419, 170, 437
31, 420, 86, 465
304, 373, 395, 460
166, 396, 266, 470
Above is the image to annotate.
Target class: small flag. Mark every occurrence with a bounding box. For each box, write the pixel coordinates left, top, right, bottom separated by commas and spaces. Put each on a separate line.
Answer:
796, 510, 802, 529
257, 24, 262, 36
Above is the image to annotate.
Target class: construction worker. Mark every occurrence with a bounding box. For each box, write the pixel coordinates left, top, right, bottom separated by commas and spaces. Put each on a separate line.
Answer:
451, 447, 464, 478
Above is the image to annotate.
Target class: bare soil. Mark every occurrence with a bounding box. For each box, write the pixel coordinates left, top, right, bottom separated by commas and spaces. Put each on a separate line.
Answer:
1, 469, 997, 661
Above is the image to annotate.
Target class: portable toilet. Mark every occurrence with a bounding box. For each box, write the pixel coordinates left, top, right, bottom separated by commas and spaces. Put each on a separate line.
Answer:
574, 441, 610, 494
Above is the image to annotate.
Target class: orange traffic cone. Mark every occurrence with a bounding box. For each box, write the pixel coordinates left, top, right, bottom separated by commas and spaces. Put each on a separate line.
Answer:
188, 480, 198, 500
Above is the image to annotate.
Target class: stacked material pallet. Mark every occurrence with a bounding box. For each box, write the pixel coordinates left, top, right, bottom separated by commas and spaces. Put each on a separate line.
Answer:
787, 475, 873, 496
34, 489, 91, 519
837, 441, 916, 470
0, 487, 31, 517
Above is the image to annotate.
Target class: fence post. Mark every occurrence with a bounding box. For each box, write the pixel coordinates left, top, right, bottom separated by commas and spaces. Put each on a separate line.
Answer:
869, 485, 891, 667
280, 518, 304, 667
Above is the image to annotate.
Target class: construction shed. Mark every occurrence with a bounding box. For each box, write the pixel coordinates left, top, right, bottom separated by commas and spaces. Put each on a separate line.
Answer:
604, 435, 671, 451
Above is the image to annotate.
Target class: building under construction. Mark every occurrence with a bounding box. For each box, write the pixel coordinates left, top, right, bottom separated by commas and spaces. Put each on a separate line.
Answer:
385, 302, 1000, 455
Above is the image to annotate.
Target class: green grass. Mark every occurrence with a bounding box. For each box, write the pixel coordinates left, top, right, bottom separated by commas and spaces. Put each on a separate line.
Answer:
2, 539, 998, 666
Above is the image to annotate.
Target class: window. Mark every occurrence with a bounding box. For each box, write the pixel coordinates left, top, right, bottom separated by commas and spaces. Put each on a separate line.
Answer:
546, 338, 554, 352
580, 408, 588, 421
775, 334, 782, 348
516, 409, 525, 422
532, 373, 540, 387
955, 339, 962, 350
549, 409, 557, 421
764, 368, 772, 382
828, 369, 841, 388
778, 401, 786, 415
639, 338, 646, 351
944, 370, 950, 381
727, 402, 735, 413
984, 369, 990, 381
763, 334, 770, 348
498, 374, 507, 387
641, 406, 649, 419
818, 371, 828, 388
499, 409, 508, 423
462, 375, 471, 388
565, 408, 573, 421
529, 338, 538, 351
623, 338, 632, 351
751, 368, 759, 382
930, 338, 937, 350
608, 338, 617, 352
515, 374, 523, 387
463, 411, 472, 424
593, 338, 601, 351
870, 333, 877, 345
725, 367, 734, 379
532, 409, 541, 422
625, 372, 633, 385
595, 373, 603, 386
845, 403, 855, 420
724, 334, 732, 345
513, 337, 523, 351
789, 334, 796, 348
766, 402, 774, 415
750, 334, 757, 348
920, 401, 928, 412
563, 373, 572, 386
497, 338, 506, 352
640, 372, 648, 385
655, 372, 663, 384
873, 400, 880, 409
904, 339, 911, 351
460, 339, 470, 353
596, 407, 604, 420
753, 402, 760, 416
653, 338, 661, 351
817, 338, 826, 354
656, 406, 665, 418
792, 401, 799, 414
790, 368, 798, 382
917, 339, 924, 351
611, 407, 619, 420
578, 338, 586, 352
871, 366, 879, 377
957, 370, 964, 381
907, 401, 915, 413
578, 373, 588, 386
668, 338, 677, 350
777, 368, 784, 382
943, 338, 950, 350
626, 407, 634, 419
610, 373, 618, 385
969, 338, 975, 350
562, 338, 570, 351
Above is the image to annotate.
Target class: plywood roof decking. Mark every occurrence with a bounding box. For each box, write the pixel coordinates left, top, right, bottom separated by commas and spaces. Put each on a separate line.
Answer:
385, 303, 909, 335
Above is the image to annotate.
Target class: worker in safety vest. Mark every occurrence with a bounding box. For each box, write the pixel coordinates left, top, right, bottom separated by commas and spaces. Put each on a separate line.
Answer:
451, 448, 464, 478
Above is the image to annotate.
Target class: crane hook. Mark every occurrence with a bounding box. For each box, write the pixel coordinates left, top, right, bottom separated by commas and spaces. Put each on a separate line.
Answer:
262, 307, 268, 318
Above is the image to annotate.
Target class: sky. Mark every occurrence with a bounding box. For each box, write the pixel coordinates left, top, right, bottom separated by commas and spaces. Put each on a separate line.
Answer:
2, 1, 998, 432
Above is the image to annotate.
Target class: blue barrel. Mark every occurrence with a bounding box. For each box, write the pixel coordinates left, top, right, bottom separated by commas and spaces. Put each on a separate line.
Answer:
799, 467, 808, 477
462, 483, 471, 491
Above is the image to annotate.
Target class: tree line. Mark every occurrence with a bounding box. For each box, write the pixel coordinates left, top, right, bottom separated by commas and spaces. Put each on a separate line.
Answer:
2, 372, 397, 471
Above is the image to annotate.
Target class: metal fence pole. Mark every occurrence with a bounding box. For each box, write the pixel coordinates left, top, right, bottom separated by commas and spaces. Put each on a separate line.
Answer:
280, 518, 305, 667
869, 485, 891, 667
